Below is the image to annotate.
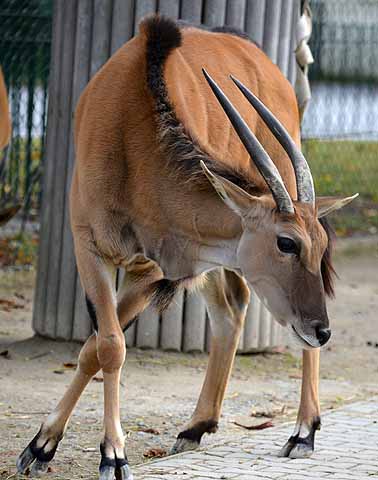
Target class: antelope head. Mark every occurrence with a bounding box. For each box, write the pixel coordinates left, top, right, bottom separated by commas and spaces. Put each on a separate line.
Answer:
201, 70, 358, 349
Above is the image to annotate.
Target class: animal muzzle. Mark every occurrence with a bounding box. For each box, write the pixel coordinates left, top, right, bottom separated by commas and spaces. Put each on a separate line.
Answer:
314, 324, 331, 346
291, 319, 331, 349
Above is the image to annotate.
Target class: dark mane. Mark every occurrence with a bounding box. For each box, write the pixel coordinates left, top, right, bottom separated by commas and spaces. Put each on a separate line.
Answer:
177, 20, 261, 48
210, 25, 261, 48
142, 14, 259, 195
319, 217, 336, 297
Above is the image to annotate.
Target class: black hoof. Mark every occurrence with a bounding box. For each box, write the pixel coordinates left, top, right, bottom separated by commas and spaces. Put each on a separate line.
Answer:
16, 428, 61, 475
99, 442, 133, 480
170, 437, 200, 455
279, 417, 320, 459
170, 420, 218, 455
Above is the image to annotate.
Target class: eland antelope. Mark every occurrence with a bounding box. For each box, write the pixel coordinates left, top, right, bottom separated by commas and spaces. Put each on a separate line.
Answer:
17, 16, 357, 479
0, 66, 19, 226
0, 67, 11, 151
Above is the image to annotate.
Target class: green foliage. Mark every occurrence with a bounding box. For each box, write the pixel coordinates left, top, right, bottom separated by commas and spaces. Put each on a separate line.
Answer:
303, 140, 378, 236
304, 140, 378, 201
0, 232, 38, 267
1, 137, 43, 215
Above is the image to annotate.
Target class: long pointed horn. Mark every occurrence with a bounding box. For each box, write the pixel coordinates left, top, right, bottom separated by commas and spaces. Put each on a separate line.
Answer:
202, 69, 294, 214
230, 75, 315, 205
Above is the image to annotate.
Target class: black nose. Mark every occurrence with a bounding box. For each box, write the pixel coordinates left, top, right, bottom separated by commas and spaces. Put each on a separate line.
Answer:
315, 326, 331, 346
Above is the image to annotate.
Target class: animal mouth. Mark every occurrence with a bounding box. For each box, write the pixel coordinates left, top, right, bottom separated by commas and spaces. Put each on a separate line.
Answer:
291, 325, 319, 349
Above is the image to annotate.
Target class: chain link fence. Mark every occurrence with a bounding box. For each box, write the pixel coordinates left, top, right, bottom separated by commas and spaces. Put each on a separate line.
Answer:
302, 0, 378, 235
0, 0, 376, 236
0, 0, 52, 228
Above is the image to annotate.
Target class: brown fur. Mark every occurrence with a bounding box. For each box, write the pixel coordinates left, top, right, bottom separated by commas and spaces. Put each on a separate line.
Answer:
18, 16, 351, 476
0, 67, 11, 151
69, 14, 335, 458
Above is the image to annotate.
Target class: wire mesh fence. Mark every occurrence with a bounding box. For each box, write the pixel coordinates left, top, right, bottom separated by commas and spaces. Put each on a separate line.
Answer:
0, 0, 376, 235
302, 0, 378, 236
0, 0, 52, 227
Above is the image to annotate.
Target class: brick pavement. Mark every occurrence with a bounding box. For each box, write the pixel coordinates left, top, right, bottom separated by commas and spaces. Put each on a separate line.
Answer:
133, 399, 378, 479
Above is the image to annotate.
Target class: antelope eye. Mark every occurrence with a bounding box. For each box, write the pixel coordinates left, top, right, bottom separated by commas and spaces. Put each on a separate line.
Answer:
277, 236, 299, 255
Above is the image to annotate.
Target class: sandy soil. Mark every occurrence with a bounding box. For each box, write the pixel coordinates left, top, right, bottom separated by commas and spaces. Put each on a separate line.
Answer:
0, 245, 377, 479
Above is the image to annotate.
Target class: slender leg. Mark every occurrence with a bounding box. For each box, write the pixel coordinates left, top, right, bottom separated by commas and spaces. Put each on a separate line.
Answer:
172, 269, 250, 453
17, 250, 162, 478
16, 335, 98, 475
97, 256, 162, 480
279, 348, 321, 458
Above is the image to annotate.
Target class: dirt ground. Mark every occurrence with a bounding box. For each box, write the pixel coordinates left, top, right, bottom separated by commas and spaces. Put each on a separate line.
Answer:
0, 241, 377, 479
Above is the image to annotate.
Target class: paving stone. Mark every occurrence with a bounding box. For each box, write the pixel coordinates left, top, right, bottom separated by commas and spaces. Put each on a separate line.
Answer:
133, 398, 378, 480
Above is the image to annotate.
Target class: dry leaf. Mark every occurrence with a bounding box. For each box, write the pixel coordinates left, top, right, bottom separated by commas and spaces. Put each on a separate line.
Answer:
225, 392, 239, 399
0, 298, 24, 312
92, 376, 104, 383
143, 447, 166, 459
250, 404, 286, 418
63, 362, 77, 370
139, 427, 160, 435
233, 415, 273, 430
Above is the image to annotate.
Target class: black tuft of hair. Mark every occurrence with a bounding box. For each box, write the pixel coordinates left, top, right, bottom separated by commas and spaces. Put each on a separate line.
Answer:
149, 278, 182, 312
85, 295, 98, 331
143, 14, 259, 196
319, 217, 337, 297
211, 25, 262, 48
142, 15, 182, 102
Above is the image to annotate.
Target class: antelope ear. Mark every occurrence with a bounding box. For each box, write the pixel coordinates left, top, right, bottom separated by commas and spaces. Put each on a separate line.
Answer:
200, 160, 262, 217
316, 193, 359, 218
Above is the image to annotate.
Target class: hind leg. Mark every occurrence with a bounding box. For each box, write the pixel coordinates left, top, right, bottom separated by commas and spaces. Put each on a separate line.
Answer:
16, 334, 99, 476
17, 253, 162, 478
172, 269, 250, 453
18, 240, 124, 480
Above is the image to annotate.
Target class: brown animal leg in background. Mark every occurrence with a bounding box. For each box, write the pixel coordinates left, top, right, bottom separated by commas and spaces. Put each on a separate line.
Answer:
279, 348, 321, 458
17, 250, 162, 478
172, 269, 250, 454
0, 66, 11, 150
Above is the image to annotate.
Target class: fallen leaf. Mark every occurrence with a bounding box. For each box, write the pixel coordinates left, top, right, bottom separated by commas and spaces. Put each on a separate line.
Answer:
225, 392, 239, 399
139, 427, 160, 435
63, 362, 77, 369
233, 415, 273, 430
250, 404, 286, 418
53, 369, 65, 375
92, 376, 103, 383
0, 298, 24, 312
143, 447, 166, 459
0, 350, 10, 359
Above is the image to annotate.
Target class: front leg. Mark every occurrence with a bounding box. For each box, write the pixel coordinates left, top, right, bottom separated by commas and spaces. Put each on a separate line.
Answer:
172, 270, 249, 454
280, 348, 321, 458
